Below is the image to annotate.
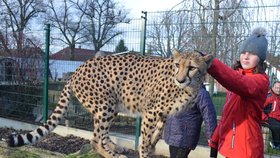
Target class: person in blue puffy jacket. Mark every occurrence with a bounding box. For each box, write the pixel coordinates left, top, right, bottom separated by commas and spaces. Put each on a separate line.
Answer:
164, 84, 217, 158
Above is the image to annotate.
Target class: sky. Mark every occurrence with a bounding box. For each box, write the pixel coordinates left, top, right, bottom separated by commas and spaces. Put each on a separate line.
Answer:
118, 0, 279, 18
117, 0, 183, 18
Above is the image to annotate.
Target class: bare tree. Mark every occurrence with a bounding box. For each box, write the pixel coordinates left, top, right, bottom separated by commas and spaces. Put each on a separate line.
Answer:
146, 0, 250, 96
78, 0, 130, 51
0, 0, 45, 52
45, 0, 87, 60
0, 0, 46, 84
147, 0, 241, 57
147, 11, 193, 57
268, 24, 280, 68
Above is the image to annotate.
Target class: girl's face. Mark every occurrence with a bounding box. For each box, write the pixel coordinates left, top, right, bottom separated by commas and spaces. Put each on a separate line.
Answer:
240, 52, 260, 70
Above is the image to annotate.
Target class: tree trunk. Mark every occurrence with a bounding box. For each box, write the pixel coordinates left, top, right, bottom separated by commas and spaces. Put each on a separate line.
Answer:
209, 0, 220, 97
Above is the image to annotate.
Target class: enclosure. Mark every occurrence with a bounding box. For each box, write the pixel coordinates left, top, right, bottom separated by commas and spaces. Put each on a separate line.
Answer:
0, 0, 280, 157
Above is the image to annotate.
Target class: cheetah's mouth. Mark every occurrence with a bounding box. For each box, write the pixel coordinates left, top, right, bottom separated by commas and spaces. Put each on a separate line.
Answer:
174, 78, 191, 89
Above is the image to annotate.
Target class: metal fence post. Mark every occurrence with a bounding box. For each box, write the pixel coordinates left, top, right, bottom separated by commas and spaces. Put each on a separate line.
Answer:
135, 116, 142, 150
43, 24, 50, 123
135, 11, 147, 151
140, 11, 147, 55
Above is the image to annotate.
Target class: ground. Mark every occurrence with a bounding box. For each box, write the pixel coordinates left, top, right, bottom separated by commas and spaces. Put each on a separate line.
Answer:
0, 127, 167, 158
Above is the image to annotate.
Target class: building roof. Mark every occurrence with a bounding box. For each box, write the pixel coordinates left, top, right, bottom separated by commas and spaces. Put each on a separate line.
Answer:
0, 47, 44, 58
50, 47, 112, 61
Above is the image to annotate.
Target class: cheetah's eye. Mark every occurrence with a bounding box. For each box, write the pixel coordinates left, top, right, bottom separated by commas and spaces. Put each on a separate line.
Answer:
175, 63, 180, 68
188, 66, 196, 71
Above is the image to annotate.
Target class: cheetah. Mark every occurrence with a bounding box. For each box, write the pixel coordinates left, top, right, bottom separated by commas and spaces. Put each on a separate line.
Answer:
8, 49, 213, 158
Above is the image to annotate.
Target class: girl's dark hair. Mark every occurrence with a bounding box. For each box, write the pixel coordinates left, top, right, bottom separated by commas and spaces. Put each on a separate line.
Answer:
232, 60, 267, 74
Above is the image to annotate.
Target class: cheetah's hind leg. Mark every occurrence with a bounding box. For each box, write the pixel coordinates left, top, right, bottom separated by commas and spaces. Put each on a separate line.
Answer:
92, 110, 128, 158
102, 112, 129, 154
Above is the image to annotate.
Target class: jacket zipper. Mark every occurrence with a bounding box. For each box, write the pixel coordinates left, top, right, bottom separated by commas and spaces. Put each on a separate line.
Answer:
231, 122, 236, 149
272, 101, 276, 112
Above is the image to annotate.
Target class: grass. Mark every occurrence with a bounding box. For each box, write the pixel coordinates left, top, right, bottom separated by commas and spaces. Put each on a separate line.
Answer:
5, 150, 40, 158
265, 132, 280, 155
66, 152, 101, 158
66, 144, 102, 158
0, 140, 64, 158
267, 146, 280, 155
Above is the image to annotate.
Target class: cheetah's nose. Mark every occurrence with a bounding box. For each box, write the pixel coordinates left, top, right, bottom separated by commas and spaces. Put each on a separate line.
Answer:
176, 78, 186, 84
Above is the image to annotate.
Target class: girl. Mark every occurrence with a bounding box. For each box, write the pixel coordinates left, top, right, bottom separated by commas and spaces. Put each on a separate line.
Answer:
209, 27, 270, 158
263, 81, 280, 150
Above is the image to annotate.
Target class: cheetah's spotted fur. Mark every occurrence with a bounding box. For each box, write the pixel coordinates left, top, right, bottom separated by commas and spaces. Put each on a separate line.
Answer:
8, 49, 213, 158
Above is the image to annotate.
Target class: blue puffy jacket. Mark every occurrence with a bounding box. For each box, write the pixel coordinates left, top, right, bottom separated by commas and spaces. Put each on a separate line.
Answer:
163, 85, 217, 149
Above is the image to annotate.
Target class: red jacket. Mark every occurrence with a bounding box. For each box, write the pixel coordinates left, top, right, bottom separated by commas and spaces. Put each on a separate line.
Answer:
208, 59, 269, 158
263, 90, 280, 121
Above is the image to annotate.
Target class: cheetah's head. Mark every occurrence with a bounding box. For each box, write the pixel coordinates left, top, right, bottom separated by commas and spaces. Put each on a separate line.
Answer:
173, 49, 213, 89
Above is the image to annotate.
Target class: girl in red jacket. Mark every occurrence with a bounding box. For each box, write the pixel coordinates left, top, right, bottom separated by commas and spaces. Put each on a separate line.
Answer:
208, 27, 270, 158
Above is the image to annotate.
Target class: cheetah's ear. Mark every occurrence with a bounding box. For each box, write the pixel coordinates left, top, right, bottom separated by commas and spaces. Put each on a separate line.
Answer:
173, 49, 181, 59
203, 54, 214, 68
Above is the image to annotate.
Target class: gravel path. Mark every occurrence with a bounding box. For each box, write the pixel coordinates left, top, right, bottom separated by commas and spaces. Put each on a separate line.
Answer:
0, 127, 90, 155
0, 127, 167, 158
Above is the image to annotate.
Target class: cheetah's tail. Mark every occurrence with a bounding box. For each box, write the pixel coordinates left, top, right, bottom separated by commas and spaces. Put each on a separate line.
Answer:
7, 82, 72, 147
